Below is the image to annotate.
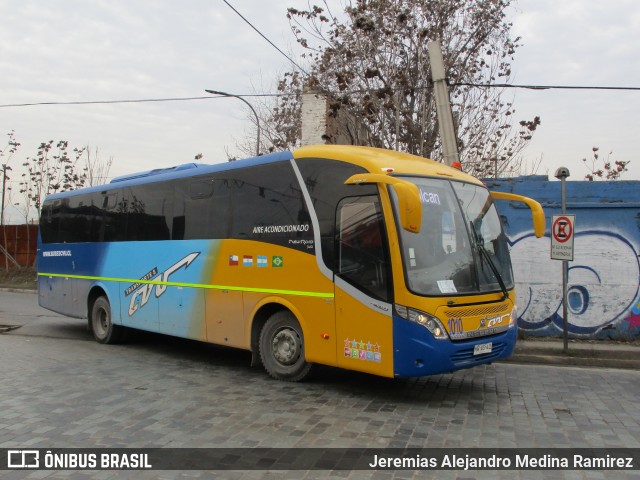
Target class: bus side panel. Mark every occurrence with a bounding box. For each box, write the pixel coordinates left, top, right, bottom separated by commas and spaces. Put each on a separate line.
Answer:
206, 239, 336, 360
334, 286, 394, 378
206, 289, 245, 348
243, 293, 337, 365
38, 243, 110, 318
104, 240, 213, 337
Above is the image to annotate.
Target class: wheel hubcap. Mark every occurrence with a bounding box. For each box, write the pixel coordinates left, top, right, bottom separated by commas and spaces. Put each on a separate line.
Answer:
95, 308, 108, 336
271, 328, 300, 365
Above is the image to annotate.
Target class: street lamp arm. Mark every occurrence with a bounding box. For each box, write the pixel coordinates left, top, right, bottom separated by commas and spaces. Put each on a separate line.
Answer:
205, 89, 261, 157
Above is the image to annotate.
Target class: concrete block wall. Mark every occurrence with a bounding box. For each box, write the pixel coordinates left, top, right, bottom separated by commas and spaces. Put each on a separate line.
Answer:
486, 176, 640, 340
300, 91, 370, 147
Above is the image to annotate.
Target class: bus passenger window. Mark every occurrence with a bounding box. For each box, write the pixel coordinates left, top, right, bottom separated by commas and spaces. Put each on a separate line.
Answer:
337, 196, 390, 301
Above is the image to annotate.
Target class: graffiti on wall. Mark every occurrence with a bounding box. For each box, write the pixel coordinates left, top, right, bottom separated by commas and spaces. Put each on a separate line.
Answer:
510, 230, 640, 340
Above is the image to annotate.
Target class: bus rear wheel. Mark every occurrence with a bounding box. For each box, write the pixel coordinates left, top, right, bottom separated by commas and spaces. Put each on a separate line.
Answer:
259, 311, 312, 382
90, 296, 123, 344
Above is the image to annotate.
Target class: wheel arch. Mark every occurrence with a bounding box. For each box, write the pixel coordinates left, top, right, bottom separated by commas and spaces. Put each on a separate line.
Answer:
248, 297, 307, 367
87, 283, 117, 324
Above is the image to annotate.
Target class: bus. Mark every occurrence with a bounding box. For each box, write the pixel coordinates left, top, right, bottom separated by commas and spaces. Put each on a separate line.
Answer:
37, 145, 545, 381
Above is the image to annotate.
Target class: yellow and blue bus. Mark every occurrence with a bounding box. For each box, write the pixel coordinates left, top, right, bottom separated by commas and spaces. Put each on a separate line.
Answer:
37, 145, 544, 381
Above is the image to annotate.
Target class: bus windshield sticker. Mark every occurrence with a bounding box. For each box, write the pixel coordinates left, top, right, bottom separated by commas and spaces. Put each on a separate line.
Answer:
419, 189, 441, 205
437, 279, 457, 294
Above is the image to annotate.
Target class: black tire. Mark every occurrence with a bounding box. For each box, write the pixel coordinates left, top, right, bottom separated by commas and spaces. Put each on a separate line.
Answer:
259, 311, 312, 382
90, 296, 123, 344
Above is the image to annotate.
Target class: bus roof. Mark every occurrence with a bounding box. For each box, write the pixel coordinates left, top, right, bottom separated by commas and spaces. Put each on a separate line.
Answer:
43, 145, 481, 201
293, 145, 482, 185
43, 150, 294, 200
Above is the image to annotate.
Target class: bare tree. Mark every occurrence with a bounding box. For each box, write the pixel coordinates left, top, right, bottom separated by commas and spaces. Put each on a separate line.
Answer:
19, 140, 88, 217
1, 130, 21, 225
84, 146, 113, 187
583, 147, 630, 181
250, 0, 539, 177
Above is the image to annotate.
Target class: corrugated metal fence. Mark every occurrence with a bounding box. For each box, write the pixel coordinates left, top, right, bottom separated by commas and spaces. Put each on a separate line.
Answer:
0, 225, 37, 269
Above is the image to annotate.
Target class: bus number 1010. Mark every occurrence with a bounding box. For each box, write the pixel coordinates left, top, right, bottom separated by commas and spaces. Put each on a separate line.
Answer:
448, 317, 463, 335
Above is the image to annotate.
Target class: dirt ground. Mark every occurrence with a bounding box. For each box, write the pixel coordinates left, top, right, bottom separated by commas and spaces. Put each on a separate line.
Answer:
0, 267, 37, 289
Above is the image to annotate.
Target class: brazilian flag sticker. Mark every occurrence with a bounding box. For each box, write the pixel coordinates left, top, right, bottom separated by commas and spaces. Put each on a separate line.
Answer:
272, 256, 284, 268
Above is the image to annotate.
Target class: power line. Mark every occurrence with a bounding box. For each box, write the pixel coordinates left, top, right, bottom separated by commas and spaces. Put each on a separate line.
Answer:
2, 82, 639, 109
221, 0, 309, 76
0, 96, 218, 108
451, 82, 640, 91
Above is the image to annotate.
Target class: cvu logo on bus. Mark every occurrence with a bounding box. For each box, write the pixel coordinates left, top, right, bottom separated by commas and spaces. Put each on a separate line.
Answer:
127, 252, 200, 316
478, 313, 510, 330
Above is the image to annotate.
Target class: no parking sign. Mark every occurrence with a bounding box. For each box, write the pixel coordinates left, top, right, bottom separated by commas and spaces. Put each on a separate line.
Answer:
550, 214, 576, 261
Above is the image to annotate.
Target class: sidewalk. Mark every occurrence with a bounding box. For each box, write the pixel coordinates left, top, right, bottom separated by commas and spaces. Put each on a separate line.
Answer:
505, 337, 640, 370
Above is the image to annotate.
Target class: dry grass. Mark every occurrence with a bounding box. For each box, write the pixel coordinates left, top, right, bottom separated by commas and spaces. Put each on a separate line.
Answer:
0, 266, 37, 289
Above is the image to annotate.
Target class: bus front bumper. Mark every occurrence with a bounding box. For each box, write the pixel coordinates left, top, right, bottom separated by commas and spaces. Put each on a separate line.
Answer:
392, 315, 517, 377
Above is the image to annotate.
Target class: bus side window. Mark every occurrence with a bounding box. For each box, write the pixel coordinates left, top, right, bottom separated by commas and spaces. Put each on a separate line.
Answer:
337, 196, 390, 302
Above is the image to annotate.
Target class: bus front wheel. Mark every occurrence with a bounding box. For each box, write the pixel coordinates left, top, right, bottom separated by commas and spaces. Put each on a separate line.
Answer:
90, 296, 123, 344
259, 311, 312, 382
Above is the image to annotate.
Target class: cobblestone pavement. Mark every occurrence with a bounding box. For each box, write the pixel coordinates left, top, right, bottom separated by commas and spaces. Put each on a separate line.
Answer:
1, 291, 640, 480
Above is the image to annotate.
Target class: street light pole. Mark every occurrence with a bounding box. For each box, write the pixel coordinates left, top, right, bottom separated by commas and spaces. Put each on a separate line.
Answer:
205, 89, 261, 157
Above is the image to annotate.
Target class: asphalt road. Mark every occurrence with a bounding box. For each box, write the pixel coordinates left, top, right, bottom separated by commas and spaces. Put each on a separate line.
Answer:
1, 290, 640, 479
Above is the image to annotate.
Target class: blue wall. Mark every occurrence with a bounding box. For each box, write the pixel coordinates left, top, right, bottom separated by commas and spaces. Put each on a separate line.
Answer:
486, 176, 640, 340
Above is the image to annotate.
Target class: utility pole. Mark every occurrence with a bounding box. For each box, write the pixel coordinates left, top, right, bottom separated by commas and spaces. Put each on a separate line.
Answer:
1, 164, 9, 226
427, 40, 460, 168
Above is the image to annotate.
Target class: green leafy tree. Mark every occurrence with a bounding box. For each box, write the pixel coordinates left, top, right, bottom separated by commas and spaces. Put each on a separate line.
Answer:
258, 0, 539, 177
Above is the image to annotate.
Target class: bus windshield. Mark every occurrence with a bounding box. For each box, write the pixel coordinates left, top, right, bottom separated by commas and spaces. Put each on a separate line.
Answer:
393, 177, 513, 297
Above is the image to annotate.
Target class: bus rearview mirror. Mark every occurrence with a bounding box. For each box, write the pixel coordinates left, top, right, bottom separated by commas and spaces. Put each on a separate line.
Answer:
344, 173, 422, 234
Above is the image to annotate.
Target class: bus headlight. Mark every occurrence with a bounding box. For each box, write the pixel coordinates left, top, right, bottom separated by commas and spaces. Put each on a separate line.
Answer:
395, 304, 449, 340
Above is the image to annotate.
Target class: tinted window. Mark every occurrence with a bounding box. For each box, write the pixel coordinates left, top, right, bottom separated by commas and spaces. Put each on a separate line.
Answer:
174, 162, 313, 252
173, 177, 232, 240
123, 185, 171, 241
337, 196, 391, 301
296, 158, 376, 270
227, 163, 311, 248
41, 161, 312, 251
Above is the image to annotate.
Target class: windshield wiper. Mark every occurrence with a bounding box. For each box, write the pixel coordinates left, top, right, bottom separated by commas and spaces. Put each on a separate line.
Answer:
469, 221, 509, 301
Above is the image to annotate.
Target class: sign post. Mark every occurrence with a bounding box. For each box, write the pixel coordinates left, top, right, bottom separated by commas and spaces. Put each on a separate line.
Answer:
552, 167, 573, 353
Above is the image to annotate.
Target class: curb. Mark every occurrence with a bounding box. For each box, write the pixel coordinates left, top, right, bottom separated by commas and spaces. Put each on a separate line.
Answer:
0, 287, 36, 294
504, 341, 640, 370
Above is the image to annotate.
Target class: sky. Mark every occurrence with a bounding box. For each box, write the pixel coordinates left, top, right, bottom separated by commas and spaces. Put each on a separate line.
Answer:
1, 0, 639, 223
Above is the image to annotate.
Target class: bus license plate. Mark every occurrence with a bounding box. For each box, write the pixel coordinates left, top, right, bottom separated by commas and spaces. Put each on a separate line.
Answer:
474, 342, 492, 356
